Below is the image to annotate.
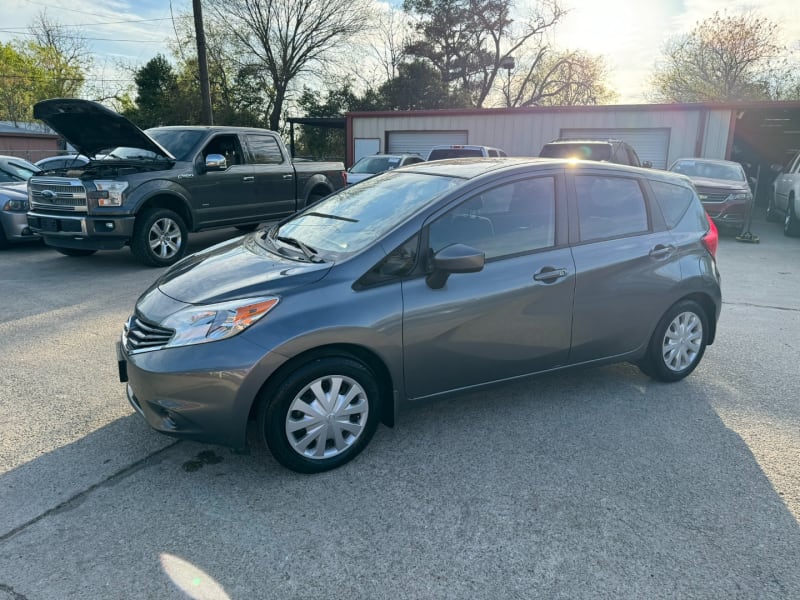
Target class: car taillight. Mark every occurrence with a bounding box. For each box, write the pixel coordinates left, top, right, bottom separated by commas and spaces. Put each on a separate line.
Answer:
702, 213, 718, 258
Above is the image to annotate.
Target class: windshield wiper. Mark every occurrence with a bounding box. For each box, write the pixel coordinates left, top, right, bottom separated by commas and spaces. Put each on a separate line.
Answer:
305, 211, 358, 223
275, 235, 323, 263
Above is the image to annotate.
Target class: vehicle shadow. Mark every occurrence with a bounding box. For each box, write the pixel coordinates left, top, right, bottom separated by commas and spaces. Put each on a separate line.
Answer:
1, 364, 798, 599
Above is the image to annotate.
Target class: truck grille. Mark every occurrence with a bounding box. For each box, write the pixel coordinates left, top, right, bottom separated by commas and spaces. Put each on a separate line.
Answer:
29, 179, 88, 212
124, 314, 174, 352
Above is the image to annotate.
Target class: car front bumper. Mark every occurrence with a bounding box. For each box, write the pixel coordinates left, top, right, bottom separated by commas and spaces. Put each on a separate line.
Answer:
117, 336, 288, 451
1, 210, 39, 242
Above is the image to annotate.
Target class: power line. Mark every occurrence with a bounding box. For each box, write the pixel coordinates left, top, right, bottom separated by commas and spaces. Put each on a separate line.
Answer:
0, 17, 177, 31
0, 29, 171, 43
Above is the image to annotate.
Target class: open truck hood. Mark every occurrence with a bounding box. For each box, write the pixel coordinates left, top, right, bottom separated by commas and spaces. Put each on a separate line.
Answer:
33, 98, 175, 160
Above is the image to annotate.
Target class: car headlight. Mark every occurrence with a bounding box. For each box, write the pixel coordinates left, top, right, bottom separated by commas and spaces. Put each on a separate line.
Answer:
162, 297, 279, 348
90, 181, 129, 206
727, 192, 750, 201
2, 198, 28, 211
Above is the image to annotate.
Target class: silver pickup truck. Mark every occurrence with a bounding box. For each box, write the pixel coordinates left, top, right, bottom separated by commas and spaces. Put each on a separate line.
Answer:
27, 99, 345, 266
769, 151, 800, 237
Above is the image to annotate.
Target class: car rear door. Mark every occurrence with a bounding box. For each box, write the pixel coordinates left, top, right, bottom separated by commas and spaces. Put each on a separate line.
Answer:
401, 170, 576, 399
566, 167, 681, 364
244, 133, 299, 220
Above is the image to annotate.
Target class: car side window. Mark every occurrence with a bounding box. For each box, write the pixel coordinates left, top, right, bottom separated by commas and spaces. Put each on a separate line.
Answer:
203, 134, 244, 166
245, 134, 285, 165
649, 180, 694, 228
575, 175, 649, 242
429, 177, 556, 260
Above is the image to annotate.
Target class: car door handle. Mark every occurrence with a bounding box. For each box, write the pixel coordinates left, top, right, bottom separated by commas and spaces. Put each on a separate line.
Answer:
649, 244, 675, 259
282, 174, 294, 180
533, 267, 568, 282
242, 176, 255, 182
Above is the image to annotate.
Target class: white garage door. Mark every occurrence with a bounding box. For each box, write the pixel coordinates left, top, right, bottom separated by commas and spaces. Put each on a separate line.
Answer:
387, 131, 468, 158
560, 128, 671, 169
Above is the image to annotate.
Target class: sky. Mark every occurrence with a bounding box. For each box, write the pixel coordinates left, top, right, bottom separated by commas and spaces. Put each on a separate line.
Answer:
1, 0, 799, 105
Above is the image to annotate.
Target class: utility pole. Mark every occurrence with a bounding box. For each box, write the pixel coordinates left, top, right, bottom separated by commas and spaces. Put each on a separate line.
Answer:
192, 0, 213, 125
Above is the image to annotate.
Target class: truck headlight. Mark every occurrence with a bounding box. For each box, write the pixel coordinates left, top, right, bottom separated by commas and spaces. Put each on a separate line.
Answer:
91, 181, 129, 206
162, 297, 279, 348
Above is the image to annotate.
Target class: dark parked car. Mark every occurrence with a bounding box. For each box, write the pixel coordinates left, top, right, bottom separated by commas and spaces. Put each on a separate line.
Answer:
118, 158, 721, 473
346, 153, 424, 185
539, 138, 651, 168
668, 158, 753, 234
0, 156, 41, 248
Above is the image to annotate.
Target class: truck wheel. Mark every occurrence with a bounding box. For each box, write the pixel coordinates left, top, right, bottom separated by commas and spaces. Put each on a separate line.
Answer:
56, 247, 97, 257
131, 208, 188, 267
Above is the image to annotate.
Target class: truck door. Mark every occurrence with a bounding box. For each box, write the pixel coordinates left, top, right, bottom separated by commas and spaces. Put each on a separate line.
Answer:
186, 133, 255, 227
243, 133, 297, 220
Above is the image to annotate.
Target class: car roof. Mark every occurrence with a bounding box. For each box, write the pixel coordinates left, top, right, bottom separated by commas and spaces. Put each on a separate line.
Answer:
670, 157, 743, 167
545, 139, 623, 145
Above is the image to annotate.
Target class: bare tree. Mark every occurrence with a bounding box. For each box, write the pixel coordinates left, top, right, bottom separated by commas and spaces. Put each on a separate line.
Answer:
207, 0, 374, 131
650, 10, 793, 102
26, 10, 92, 98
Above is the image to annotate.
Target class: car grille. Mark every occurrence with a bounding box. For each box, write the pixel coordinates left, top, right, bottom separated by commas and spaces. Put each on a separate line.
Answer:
29, 179, 88, 212
695, 189, 729, 204
124, 314, 174, 352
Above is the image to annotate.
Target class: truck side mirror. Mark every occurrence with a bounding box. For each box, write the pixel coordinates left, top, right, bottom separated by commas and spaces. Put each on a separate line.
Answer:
201, 153, 227, 173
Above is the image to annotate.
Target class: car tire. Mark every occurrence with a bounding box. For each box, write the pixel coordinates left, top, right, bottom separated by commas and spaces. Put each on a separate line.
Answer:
131, 208, 188, 267
766, 195, 782, 223
258, 356, 381, 473
639, 299, 708, 383
0, 225, 8, 249
784, 197, 800, 237
55, 247, 97, 257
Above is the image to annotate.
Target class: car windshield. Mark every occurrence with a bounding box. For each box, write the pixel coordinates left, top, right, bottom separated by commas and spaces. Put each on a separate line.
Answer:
103, 129, 205, 161
670, 160, 745, 182
350, 156, 404, 174
268, 171, 462, 260
0, 160, 40, 181
540, 143, 612, 161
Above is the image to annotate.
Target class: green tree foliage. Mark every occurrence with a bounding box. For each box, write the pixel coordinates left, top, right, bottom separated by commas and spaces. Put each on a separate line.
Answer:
378, 60, 462, 110
124, 55, 184, 128
650, 11, 798, 102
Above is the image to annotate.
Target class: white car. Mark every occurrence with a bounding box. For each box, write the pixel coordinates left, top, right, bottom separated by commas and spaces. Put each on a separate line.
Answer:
346, 153, 424, 185
769, 151, 800, 236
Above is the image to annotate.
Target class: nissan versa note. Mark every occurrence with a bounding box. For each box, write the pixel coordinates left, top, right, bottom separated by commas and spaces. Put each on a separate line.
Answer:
118, 158, 722, 473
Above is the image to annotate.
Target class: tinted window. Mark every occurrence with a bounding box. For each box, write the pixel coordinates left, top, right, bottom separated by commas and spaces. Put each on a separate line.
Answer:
350, 156, 402, 174
650, 180, 694, 228
146, 129, 206, 160
429, 177, 556, 259
246, 135, 284, 164
575, 175, 648, 241
540, 143, 612, 161
428, 148, 484, 160
0, 161, 38, 181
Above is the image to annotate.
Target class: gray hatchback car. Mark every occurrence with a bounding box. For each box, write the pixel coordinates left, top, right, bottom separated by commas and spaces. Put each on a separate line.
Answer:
118, 158, 721, 473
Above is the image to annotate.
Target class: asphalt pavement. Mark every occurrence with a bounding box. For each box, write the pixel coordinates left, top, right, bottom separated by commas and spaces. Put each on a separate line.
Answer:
0, 216, 798, 599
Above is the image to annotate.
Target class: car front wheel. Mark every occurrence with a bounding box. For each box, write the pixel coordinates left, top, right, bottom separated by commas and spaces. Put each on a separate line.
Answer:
784, 198, 800, 237
259, 356, 381, 473
640, 299, 708, 382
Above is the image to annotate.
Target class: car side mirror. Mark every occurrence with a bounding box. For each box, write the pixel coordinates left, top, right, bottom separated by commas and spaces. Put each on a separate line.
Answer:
201, 153, 227, 173
426, 243, 485, 289
642, 161, 653, 168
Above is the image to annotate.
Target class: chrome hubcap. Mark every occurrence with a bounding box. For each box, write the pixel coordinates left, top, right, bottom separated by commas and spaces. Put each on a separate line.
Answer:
149, 218, 182, 259
285, 375, 369, 460
661, 311, 703, 372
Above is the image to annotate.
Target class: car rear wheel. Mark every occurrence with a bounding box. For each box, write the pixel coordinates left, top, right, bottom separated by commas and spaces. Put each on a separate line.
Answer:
784, 198, 800, 237
640, 299, 708, 382
259, 356, 380, 473
55, 247, 97, 257
131, 208, 188, 267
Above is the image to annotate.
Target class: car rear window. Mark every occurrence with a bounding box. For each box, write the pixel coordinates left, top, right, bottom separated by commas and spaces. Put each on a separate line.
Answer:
428, 148, 484, 160
350, 156, 403, 174
540, 143, 612, 162
649, 180, 695, 228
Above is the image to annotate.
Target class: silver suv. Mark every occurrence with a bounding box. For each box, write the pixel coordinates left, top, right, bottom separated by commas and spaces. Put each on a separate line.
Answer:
427, 145, 507, 160
768, 151, 800, 236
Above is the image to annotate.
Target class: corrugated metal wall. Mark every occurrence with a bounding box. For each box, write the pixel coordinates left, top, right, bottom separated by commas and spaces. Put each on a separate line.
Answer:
349, 106, 734, 168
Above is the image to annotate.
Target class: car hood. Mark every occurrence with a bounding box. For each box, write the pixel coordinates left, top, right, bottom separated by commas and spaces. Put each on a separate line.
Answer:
152, 234, 333, 305
33, 98, 175, 160
0, 182, 28, 198
687, 176, 749, 192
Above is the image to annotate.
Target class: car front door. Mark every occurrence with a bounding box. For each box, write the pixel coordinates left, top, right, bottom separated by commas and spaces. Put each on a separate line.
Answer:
184, 133, 255, 227
566, 169, 681, 364
401, 171, 576, 399
244, 133, 297, 221
774, 152, 800, 212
